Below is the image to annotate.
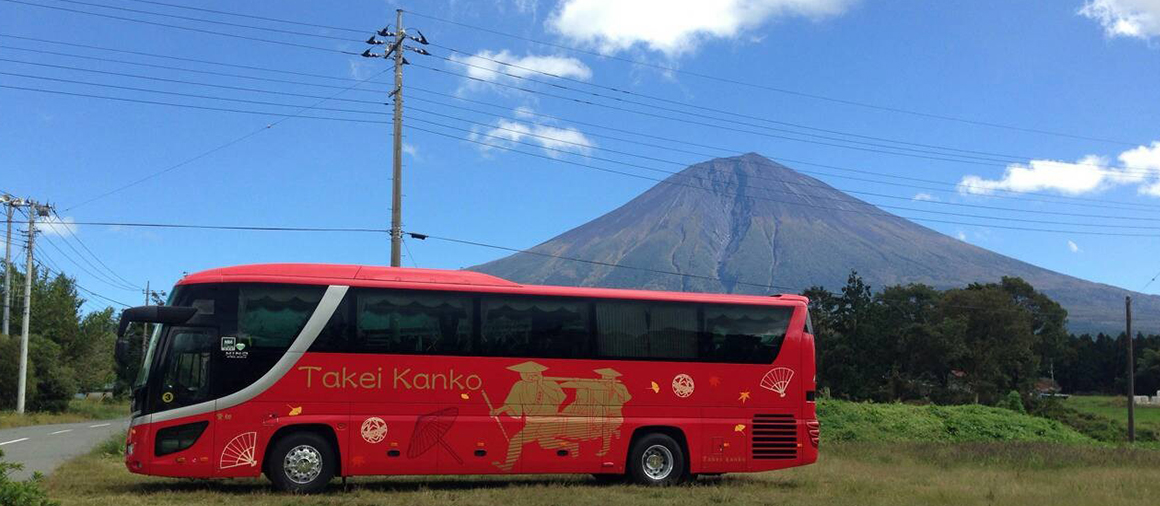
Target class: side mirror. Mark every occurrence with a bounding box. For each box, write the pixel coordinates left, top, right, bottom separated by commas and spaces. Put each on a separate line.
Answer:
116, 306, 198, 338
115, 334, 130, 366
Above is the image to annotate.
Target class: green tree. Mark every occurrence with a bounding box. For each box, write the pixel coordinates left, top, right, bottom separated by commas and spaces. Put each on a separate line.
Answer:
940, 284, 1038, 404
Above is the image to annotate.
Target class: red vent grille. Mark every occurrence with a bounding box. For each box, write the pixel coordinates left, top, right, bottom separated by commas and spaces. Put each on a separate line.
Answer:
752, 414, 797, 460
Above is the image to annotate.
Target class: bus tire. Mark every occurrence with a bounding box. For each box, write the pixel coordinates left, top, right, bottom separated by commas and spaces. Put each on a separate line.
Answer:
627, 433, 686, 486
267, 431, 336, 494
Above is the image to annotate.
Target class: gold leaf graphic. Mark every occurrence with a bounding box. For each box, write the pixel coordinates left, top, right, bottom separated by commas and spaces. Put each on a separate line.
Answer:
287, 405, 302, 416
734, 424, 746, 433
650, 381, 660, 393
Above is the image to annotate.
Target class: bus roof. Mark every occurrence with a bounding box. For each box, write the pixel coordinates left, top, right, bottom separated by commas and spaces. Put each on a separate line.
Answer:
177, 263, 807, 306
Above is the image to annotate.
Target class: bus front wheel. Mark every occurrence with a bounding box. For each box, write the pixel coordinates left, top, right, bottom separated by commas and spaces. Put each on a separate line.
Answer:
627, 433, 686, 486
267, 432, 336, 493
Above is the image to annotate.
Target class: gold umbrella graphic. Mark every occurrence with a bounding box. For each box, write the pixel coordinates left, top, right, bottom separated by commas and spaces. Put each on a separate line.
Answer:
407, 407, 463, 465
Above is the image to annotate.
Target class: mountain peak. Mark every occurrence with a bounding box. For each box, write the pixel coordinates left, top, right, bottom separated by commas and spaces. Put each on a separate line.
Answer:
472, 156, 1160, 334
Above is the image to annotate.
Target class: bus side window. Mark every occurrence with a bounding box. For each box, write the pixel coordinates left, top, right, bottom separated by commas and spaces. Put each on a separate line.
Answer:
479, 296, 589, 358
356, 291, 472, 354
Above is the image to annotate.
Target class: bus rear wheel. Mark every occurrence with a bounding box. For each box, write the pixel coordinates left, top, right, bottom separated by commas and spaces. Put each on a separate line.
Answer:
267, 432, 336, 494
627, 433, 686, 486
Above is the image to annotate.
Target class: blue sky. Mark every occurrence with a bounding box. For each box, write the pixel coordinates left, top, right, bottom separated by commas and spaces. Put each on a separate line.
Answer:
2, 0, 1160, 312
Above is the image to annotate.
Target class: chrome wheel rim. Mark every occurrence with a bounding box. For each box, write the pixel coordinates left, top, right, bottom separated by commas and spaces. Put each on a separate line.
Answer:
283, 444, 323, 484
641, 444, 674, 480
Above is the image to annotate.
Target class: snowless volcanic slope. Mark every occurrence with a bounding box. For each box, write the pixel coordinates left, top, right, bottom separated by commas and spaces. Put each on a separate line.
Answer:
472, 153, 1158, 335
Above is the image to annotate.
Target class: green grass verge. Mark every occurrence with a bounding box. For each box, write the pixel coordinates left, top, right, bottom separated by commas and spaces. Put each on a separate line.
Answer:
44, 434, 1160, 506
817, 399, 1093, 443
1065, 395, 1160, 427
0, 398, 129, 430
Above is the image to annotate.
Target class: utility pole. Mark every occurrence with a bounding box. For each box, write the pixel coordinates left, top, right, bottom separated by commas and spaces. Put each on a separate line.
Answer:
390, 8, 404, 267
1127, 296, 1135, 443
10, 198, 50, 414
2, 198, 13, 335
361, 13, 430, 267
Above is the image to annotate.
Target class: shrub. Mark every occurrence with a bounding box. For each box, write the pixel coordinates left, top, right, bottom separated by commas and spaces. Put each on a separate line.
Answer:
0, 450, 58, 506
817, 398, 1091, 444
996, 390, 1027, 414
0, 335, 77, 413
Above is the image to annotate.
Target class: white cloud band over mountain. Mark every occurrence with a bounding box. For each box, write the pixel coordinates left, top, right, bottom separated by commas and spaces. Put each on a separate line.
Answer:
958, 141, 1160, 197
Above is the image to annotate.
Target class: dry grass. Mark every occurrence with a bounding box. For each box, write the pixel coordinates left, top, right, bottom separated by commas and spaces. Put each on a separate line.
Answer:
44, 439, 1160, 506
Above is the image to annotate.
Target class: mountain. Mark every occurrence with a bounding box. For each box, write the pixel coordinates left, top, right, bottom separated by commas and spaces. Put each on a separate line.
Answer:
471, 153, 1158, 335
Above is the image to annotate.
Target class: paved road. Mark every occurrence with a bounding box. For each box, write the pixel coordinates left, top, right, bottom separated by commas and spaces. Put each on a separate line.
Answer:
0, 419, 128, 481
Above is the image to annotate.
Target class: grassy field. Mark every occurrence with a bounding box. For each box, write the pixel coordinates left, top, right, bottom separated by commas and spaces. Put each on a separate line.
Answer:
0, 398, 129, 429
43, 436, 1160, 506
1066, 395, 1160, 429
819, 399, 1092, 443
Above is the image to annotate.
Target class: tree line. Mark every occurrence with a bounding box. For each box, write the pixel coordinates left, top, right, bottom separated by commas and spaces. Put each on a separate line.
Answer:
805, 273, 1160, 405
0, 262, 119, 412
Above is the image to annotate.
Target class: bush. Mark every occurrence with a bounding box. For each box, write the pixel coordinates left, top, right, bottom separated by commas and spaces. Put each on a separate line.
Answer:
996, 390, 1027, 414
817, 398, 1091, 444
0, 450, 58, 506
0, 335, 77, 413
1029, 397, 1160, 443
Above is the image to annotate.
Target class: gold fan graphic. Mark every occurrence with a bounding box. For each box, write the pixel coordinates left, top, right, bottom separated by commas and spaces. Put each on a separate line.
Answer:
219, 432, 258, 469
760, 367, 794, 397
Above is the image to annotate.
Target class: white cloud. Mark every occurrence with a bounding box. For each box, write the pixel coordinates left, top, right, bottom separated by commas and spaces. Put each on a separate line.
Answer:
469, 110, 595, 157
958, 141, 1160, 197
1079, 0, 1160, 40
35, 215, 76, 236
402, 142, 419, 159
448, 50, 591, 92
956, 231, 967, 241
547, 0, 857, 56
1067, 240, 1081, 253
912, 192, 938, 201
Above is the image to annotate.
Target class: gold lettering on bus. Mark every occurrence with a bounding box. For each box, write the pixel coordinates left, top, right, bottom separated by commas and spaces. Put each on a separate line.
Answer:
298, 366, 481, 392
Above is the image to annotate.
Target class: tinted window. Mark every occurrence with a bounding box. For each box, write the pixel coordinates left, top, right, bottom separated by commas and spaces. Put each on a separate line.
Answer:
357, 290, 473, 354
595, 302, 698, 360
156, 328, 214, 410
702, 305, 792, 364
480, 296, 588, 358
238, 285, 324, 349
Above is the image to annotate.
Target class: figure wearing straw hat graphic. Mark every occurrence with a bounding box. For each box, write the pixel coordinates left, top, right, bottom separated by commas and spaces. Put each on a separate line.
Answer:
559, 368, 631, 457
491, 362, 632, 471
490, 361, 568, 471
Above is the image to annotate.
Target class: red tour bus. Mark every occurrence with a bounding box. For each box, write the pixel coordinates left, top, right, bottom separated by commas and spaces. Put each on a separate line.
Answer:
115, 264, 818, 492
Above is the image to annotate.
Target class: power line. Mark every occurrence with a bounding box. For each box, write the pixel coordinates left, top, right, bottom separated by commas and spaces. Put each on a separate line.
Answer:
5, 76, 1158, 231
430, 45, 1117, 169
408, 91, 1160, 212
36, 232, 136, 291
405, 125, 1160, 238
48, 210, 143, 289
406, 231, 803, 293
5, 34, 1157, 212
406, 114, 1160, 228
117, 0, 366, 34
10, 0, 1150, 173
46, 0, 355, 41
412, 62, 1159, 177
404, 9, 1138, 147
31, 248, 130, 307
0, 34, 359, 83
407, 88, 1160, 212
0, 0, 359, 55
405, 109, 1160, 223
61, 65, 392, 211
